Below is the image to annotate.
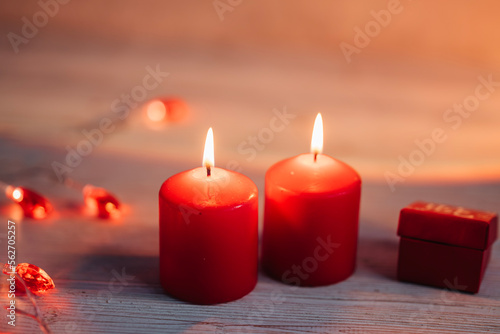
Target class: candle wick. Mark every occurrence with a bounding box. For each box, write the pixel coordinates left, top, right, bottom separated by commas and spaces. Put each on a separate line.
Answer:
314, 152, 318, 162
206, 166, 211, 177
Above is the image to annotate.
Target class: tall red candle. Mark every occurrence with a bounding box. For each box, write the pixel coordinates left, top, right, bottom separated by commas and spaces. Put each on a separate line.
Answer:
263, 114, 361, 286
159, 128, 258, 304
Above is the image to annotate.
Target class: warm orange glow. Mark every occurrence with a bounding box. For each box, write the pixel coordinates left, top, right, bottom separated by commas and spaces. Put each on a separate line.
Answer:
32, 205, 47, 219
105, 202, 116, 212
105, 201, 120, 219
146, 100, 167, 122
85, 197, 97, 211
203, 127, 214, 172
4, 185, 17, 201
311, 113, 323, 156
12, 187, 23, 202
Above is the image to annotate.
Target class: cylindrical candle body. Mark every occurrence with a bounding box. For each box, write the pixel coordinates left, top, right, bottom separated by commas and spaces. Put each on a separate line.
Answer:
159, 167, 258, 304
263, 153, 361, 286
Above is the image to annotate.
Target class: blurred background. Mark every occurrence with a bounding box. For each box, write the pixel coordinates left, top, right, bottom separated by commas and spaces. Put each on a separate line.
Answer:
0, 0, 499, 184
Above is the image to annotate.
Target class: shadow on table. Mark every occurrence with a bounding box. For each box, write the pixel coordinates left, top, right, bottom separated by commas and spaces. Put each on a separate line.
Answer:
357, 222, 399, 281
57, 254, 161, 287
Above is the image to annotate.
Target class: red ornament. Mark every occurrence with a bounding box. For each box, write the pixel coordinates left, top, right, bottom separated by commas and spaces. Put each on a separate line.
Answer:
5, 186, 52, 219
3, 263, 55, 294
83, 185, 121, 219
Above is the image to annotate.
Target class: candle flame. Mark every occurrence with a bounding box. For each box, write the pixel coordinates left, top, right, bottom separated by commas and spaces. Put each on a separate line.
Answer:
311, 113, 323, 157
203, 127, 214, 174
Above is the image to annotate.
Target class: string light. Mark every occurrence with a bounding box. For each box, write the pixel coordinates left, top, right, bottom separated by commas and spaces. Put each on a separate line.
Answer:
0, 169, 123, 220
4, 185, 52, 219
144, 97, 189, 124
60, 175, 122, 220
82, 184, 121, 219
3, 263, 55, 294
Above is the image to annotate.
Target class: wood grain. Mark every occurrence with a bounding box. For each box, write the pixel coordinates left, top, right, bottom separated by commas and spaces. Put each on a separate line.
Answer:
0, 143, 498, 333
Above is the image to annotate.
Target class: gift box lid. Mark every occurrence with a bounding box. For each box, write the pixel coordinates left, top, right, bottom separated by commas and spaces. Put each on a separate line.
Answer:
397, 201, 498, 250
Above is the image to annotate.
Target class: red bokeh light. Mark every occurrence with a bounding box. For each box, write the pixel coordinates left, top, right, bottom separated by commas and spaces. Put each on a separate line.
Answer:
5, 186, 52, 219
83, 185, 121, 219
145, 97, 189, 123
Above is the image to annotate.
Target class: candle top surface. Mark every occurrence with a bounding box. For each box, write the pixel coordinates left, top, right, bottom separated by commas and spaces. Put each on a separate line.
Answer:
160, 167, 258, 209
266, 153, 361, 195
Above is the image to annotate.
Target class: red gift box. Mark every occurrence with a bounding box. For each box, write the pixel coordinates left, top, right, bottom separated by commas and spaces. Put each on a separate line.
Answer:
397, 201, 498, 293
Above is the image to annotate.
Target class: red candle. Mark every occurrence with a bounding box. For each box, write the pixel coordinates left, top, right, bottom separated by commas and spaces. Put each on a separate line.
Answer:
263, 114, 361, 286
159, 128, 258, 304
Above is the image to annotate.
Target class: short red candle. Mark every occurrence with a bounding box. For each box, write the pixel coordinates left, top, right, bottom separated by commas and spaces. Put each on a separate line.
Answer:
262, 114, 361, 286
159, 128, 258, 304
